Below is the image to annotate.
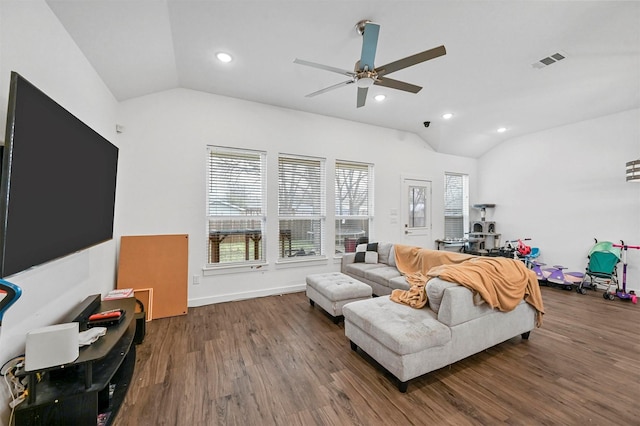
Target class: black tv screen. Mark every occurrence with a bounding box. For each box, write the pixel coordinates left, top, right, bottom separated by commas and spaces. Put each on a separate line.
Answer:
0, 72, 118, 277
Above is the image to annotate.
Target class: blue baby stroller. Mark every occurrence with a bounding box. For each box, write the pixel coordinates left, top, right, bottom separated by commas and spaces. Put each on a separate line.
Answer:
576, 240, 621, 298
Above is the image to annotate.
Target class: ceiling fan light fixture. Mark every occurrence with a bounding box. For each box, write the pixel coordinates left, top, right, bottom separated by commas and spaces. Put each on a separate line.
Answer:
357, 76, 375, 88
295, 21, 445, 108
216, 52, 233, 63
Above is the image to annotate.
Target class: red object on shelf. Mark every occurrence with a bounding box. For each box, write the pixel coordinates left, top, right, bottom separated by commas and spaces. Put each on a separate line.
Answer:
88, 310, 122, 321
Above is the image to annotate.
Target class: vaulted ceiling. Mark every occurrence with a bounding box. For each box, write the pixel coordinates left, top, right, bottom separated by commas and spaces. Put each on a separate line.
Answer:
46, 1, 640, 158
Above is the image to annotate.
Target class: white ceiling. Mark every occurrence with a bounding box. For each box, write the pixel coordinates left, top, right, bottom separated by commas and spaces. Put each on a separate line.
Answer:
46, 1, 640, 158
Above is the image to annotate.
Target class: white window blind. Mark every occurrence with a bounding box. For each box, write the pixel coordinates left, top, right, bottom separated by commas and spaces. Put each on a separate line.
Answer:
444, 173, 469, 239
335, 161, 373, 253
207, 146, 266, 265
278, 154, 325, 258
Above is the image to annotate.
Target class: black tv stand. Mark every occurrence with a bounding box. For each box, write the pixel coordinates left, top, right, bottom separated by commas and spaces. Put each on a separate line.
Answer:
15, 295, 137, 425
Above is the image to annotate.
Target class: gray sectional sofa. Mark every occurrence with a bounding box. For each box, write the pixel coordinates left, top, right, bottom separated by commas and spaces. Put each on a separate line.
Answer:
341, 242, 408, 296
340, 242, 539, 392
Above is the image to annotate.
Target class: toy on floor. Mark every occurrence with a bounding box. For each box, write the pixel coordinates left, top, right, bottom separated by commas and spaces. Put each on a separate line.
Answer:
576, 239, 622, 298
522, 246, 540, 268
609, 240, 638, 303
497, 238, 537, 261
541, 264, 584, 291
514, 240, 583, 290
530, 260, 583, 290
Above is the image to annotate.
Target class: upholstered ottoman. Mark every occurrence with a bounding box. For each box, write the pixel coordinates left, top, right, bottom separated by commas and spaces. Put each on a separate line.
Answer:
306, 272, 372, 323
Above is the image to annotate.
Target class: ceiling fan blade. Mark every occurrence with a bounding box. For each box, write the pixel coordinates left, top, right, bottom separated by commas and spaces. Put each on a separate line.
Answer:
305, 80, 354, 98
356, 87, 368, 108
375, 45, 446, 77
294, 58, 355, 77
359, 22, 380, 71
374, 76, 422, 93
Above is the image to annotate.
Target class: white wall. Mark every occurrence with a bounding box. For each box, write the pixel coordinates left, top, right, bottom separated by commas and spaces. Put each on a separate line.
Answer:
115, 88, 477, 306
0, 2, 119, 422
478, 109, 640, 292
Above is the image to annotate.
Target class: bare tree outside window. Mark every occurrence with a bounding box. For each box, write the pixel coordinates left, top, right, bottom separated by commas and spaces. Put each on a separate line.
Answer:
335, 161, 373, 253
278, 155, 325, 258
408, 185, 426, 228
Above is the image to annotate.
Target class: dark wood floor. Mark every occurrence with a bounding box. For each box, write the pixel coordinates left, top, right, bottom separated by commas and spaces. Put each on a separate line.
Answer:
113, 285, 640, 425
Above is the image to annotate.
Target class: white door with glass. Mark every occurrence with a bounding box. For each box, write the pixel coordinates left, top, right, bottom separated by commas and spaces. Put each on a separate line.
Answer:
401, 178, 432, 247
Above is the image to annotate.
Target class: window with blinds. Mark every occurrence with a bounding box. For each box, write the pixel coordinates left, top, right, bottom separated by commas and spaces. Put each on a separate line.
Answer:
444, 173, 469, 239
207, 146, 266, 265
335, 161, 373, 253
278, 154, 325, 258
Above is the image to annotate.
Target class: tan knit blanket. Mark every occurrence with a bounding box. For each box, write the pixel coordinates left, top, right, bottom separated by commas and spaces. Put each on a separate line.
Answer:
390, 245, 544, 326
428, 257, 545, 326
394, 244, 474, 275
390, 245, 473, 308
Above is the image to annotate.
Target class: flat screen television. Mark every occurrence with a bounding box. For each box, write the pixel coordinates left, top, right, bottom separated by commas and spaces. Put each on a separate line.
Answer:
0, 72, 118, 277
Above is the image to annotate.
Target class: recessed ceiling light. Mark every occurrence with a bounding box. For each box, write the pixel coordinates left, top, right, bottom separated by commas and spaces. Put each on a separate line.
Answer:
374, 94, 386, 102
442, 113, 453, 119
216, 52, 233, 63
497, 127, 507, 133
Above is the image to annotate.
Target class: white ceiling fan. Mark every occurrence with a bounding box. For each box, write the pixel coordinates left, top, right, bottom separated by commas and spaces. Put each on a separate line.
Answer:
294, 20, 447, 108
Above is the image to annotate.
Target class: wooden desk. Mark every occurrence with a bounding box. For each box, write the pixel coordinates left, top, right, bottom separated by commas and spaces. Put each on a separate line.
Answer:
209, 229, 293, 262
279, 229, 292, 258
209, 229, 262, 263
435, 239, 467, 251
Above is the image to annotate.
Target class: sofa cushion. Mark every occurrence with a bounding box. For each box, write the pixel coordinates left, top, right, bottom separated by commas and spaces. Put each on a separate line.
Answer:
388, 245, 397, 267
388, 275, 410, 291
343, 296, 452, 355
426, 278, 459, 314
364, 266, 402, 288
377, 242, 393, 265
344, 262, 387, 279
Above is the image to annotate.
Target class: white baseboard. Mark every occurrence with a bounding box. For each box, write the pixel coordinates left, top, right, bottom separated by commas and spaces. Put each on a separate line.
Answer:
188, 283, 306, 307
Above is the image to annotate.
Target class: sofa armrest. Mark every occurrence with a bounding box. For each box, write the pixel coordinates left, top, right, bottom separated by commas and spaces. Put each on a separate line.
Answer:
341, 253, 356, 272
437, 285, 494, 327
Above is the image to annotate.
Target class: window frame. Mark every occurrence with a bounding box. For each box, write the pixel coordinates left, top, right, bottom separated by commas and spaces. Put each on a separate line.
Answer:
334, 160, 374, 254
444, 172, 469, 240
277, 153, 326, 261
206, 146, 267, 267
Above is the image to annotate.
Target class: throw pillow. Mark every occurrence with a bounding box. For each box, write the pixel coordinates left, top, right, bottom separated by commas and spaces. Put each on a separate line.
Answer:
354, 241, 379, 263
377, 242, 392, 264
388, 245, 397, 267
365, 251, 378, 264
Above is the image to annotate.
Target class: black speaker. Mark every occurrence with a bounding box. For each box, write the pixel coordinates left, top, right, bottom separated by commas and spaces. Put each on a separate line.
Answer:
134, 299, 146, 345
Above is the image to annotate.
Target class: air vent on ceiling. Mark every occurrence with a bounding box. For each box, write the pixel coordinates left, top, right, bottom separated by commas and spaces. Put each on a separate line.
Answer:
532, 51, 567, 69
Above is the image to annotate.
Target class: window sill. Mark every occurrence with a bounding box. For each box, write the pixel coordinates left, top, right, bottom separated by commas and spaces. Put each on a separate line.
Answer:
275, 256, 328, 268
202, 262, 268, 276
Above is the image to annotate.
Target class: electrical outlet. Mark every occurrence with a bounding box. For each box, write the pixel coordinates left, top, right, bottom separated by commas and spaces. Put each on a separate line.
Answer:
193, 275, 200, 285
